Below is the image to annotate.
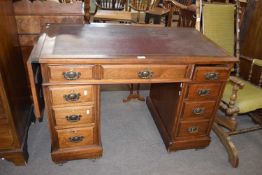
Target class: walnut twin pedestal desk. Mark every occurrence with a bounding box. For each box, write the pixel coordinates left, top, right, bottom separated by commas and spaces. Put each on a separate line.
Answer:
27, 24, 237, 163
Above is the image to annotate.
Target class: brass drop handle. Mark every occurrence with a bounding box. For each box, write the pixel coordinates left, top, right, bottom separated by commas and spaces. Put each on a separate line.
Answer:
138, 70, 153, 79
192, 107, 205, 115
188, 126, 199, 134
65, 115, 81, 122
198, 89, 210, 96
63, 71, 81, 80
205, 72, 219, 80
64, 93, 81, 102
68, 136, 84, 143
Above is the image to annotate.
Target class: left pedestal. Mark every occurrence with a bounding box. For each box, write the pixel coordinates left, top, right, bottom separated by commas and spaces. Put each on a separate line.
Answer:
39, 66, 103, 163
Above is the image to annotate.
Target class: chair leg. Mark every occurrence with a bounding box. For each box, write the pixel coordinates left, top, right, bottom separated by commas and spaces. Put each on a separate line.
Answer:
212, 123, 239, 168
250, 109, 262, 125
137, 11, 141, 23
123, 84, 145, 103
215, 115, 238, 131
135, 84, 145, 101
219, 101, 239, 131
94, 6, 98, 15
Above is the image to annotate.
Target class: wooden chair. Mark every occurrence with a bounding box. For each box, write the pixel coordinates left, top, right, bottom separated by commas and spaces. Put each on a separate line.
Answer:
202, 1, 262, 168
129, 0, 158, 23
94, 0, 127, 14
213, 56, 262, 168
164, 0, 192, 27
144, 0, 171, 25
93, 0, 133, 23
178, 5, 196, 27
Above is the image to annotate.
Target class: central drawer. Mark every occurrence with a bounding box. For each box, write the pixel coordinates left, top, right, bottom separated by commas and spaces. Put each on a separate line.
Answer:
56, 126, 95, 149
48, 85, 94, 106
52, 105, 95, 127
102, 65, 189, 81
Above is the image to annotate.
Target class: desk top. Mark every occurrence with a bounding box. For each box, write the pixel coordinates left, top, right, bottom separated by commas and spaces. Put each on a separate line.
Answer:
33, 24, 237, 64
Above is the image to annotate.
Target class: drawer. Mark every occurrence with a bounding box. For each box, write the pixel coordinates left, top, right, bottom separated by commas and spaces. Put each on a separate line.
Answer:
48, 85, 94, 106
102, 65, 188, 81
194, 66, 230, 81
46, 65, 94, 82
57, 127, 94, 149
52, 106, 95, 127
186, 83, 222, 100
177, 121, 209, 137
182, 101, 216, 120
0, 128, 14, 149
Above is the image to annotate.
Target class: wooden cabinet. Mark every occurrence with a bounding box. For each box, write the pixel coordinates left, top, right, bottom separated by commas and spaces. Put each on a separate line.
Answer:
28, 24, 237, 163
0, 0, 32, 165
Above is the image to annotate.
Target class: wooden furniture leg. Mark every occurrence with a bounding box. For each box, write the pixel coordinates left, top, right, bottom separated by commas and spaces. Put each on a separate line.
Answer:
215, 114, 238, 131
123, 84, 145, 103
212, 123, 239, 168
250, 109, 262, 125
218, 77, 245, 131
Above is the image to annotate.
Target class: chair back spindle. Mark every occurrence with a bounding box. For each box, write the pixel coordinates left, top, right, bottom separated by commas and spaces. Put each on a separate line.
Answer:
96, 0, 127, 10
130, 0, 152, 11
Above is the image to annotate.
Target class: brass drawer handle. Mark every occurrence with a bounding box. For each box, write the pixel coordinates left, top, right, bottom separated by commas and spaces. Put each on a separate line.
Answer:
68, 136, 84, 143
64, 93, 81, 102
192, 107, 205, 115
188, 126, 199, 134
65, 115, 81, 122
198, 89, 210, 96
205, 72, 219, 80
63, 71, 81, 80
138, 70, 153, 79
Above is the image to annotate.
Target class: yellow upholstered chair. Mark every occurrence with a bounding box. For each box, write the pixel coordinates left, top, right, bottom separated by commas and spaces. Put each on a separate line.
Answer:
202, 2, 262, 168
222, 59, 262, 115
213, 57, 262, 168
